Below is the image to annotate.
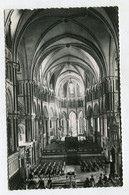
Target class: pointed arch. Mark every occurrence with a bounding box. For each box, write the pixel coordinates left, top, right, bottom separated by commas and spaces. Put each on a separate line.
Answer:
69, 111, 77, 136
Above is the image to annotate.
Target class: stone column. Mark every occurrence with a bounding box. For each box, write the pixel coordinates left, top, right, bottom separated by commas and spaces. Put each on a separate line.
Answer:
12, 62, 19, 151
92, 117, 95, 142
56, 118, 59, 137
45, 118, 49, 145
101, 116, 104, 147
53, 118, 57, 136
76, 118, 78, 136
67, 118, 69, 136
97, 117, 100, 132
86, 117, 89, 136
25, 117, 32, 142
31, 116, 35, 141
104, 115, 107, 137
13, 116, 18, 150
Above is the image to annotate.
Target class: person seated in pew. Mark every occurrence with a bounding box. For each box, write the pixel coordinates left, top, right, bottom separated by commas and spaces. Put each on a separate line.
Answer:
39, 178, 45, 189
81, 164, 84, 172
35, 174, 40, 188
96, 175, 104, 187
83, 177, 91, 188
90, 175, 95, 187
27, 180, 37, 189
103, 174, 108, 185
47, 177, 52, 189
72, 181, 77, 188
29, 172, 33, 179
106, 174, 115, 187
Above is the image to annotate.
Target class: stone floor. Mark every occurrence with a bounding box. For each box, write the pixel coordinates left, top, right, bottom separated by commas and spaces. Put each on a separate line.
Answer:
65, 165, 103, 182
50, 165, 104, 184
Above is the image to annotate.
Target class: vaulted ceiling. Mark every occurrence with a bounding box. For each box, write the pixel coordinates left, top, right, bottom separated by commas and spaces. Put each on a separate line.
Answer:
5, 7, 119, 92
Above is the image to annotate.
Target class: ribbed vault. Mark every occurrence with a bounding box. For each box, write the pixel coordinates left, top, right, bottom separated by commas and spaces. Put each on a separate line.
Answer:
5, 7, 119, 95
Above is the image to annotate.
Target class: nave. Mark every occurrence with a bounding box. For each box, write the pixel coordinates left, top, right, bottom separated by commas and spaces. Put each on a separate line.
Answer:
9, 155, 121, 190
5, 7, 122, 190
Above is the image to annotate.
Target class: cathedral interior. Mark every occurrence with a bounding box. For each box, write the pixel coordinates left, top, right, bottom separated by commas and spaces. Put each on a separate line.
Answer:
5, 7, 122, 189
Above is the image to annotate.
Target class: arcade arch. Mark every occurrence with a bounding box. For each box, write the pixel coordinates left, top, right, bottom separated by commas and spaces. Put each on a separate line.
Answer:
69, 111, 77, 137
61, 111, 67, 136
94, 104, 100, 132
78, 111, 84, 135
18, 124, 25, 145
87, 105, 93, 137
43, 106, 49, 145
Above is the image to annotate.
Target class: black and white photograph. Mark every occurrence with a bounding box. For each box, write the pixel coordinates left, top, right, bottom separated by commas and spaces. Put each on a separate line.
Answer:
4, 6, 123, 190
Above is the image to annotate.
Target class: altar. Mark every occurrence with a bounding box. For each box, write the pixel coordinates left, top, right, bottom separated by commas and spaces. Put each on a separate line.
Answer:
65, 137, 78, 151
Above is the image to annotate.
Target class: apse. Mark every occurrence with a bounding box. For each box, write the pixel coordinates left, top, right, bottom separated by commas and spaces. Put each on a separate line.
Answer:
56, 72, 85, 99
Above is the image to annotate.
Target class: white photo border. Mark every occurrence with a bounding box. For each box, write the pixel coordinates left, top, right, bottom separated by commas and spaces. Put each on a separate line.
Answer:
0, 0, 129, 195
